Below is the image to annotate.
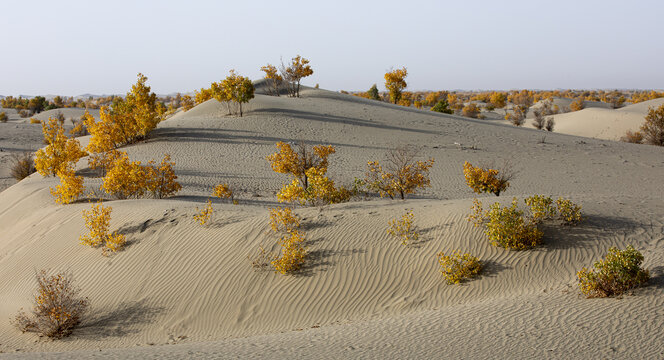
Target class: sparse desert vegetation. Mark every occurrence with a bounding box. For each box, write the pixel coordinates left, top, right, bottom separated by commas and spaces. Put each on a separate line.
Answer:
577, 246, 650, 298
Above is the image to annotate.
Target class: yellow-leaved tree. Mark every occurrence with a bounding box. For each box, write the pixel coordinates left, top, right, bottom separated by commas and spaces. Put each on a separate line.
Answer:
194, 87, 214, 104
220, 70, 255, 117
281, 55, 314, 97
267, 141, 350, 206
261, 64, 283, 96
384, 67, 408, 104
366, 146, 434, 200
34, 117, 87, 177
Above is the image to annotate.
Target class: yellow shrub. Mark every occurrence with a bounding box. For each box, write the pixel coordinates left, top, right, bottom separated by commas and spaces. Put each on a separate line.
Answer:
366, 146, 434, 200
387, 210, 419, 246
524, 195, 557, 224
194, 199, 213, 226
101, 152, 147, 199
577, 245, 649, 298
556, 197, 582, 225
80, 202, 126, 254
437, 251, 483, 284
34, 117, 87, 177
484, 198, 542, 250
30, 117, 41, 124
271, 230, 307, 274
50, 169, 84, 204
467, 198, 487, 226
462, 161, 510, 196
269, 207, 300, 234
145, 154, 182, 199
213, 183, 235, 204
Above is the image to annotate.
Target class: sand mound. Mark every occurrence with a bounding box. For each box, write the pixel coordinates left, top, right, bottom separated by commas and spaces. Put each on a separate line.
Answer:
0, 88, 663, 358
26, 108, 100, 124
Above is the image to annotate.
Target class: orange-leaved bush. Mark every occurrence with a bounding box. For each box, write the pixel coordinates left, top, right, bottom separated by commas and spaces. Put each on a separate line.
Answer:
280, 55, 313, 97
194, 199, 213, 226
50, 169, 85, 204
462, 161, 512, 196
261, 64, 283, 96
437, 251, 483, 284
34, 117, 87, 177
387, 210, 419, 246
384, 67, 407, 104
366, 146, 434, 200
145, 154, 182, 199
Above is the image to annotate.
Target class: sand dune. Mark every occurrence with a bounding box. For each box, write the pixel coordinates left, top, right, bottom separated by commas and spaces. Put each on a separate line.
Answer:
0, 89, 663, 358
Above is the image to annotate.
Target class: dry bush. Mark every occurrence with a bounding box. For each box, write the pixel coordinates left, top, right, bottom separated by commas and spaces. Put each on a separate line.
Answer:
620, 130, 643, 144
570, 96, 585, 112
640, 104, 664, 146
505, 106, 526, 126
260, 64, 283, 96
437, 251, 483, 284
577, 245, 649, 298
19, 109, 29, 118
462, 161, 513, 196
387, 210, 419, 246
13, 270, 88, 338
532, 101, 556, 130
366, 146, 434, 200
247, 245, 274, 270
10, 152, 35, 180
545, 118, 555, 132
55, 111, 65, 124
0, 111, 7, 122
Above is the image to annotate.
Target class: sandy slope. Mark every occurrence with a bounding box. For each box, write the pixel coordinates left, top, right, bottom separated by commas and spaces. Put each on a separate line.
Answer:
0, 89, 663, 358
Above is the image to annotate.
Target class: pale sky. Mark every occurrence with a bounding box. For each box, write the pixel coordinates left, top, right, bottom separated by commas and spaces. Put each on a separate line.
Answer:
1, 0, 662, 95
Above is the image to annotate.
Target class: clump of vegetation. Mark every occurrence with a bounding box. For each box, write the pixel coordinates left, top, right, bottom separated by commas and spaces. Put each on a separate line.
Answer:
69, 111, 91, 137
145, 154, 182, 199
384, 67, 408, 104
0, 111, 7, 122
545, 118, 555, 132
367, 84, 381, 100
269, 207, 300, 234
30, 117, 41, 124
10, 152, 36, 181
13, 270, 89, 339
34, 117, 87, 177
80, 201, 126, 254
555, 197, 582, 225
214, 183, 236, 204
431, 99, 453, 114
280, 55, 314, 97
268, 142, 350, 206
387, 210, 419, 246
260, 64, 283, 96
524, 194, 557, 224
577, 245, 650, 298
639, 104, 664, 146
470, 198, 543, 250
437, 251, 483, 284
461, 103, 481, 118
462, 161, 512, 196
194, 199, 213, 226
271, 230, 307, 274
569, 96, 585, 112
620, 130, 643, 144
366, 146, 434, 200
50, 169, 85, 204
101, 152, 181, 199
212, 70, 255, 117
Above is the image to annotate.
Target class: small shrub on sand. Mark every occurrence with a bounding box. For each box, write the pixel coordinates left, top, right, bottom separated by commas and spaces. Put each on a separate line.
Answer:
437, 251, 483, 284
34, 117, 87, 177
387, 210, 419, 246
577, 245, 650, 298
462, 161, 512, 196
570, 96, 585, 112
30, 117, 41, 124
13, 270, 89, 339
194, 199, 213, 226
248, 245, 274, 270
213, 183, 236, 204
524, 195, 557, 224
640, 104, 664, 146
101, 152, 147, 199
555, 197, 582, 226
10, 152, 36, 180
461, 103, 481, 118
80, 201, 126, 254
620, 130, 643, 144
145, 154, 182, 199
544, 117, 555, 132
485, 198, 543, 250
431, 99, 453, 114
271, 230, 307, 274
269, 207, 300, 234
366, 146, 434, 200
0, 111, 7, 122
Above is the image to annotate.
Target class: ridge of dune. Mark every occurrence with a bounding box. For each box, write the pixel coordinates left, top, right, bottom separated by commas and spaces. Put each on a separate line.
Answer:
0, 88, 663, 358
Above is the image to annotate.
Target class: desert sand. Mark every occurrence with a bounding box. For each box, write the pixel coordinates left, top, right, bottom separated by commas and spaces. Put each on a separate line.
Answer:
0, 87, 663, 359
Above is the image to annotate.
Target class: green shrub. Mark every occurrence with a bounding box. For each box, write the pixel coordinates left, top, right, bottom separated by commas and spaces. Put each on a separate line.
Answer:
437, 251, 483, 284
577, 245, 650, 298
431, 99, 453, 114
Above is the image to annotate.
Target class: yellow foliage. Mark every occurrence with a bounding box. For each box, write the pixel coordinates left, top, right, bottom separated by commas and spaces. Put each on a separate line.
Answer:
467, 198, 487, 227
437, 251, 483, 284
268, 207, 300, 234
213, 183, 234, 203
577, 245, 650, 298
555, 197, 582, 225
261, 64, 283, 96
50, 169, 84, 204
524, 195, 557, 224
101, 152, 147, 199
181, 95, 194, 111
195, 87, 214, 104
570, 96, 585, 111
194, 199, 213, 226
462, 161, 510, 196
484, 198, 543, 250
34, 117, 87, 177
387, 211, 419, 246
271, 230, 307, 274
282, 55, 314, 97
217, 69, 255, 117
145, 154, 182, 199
30, 117, 41, 124
366, 147, 434, 200
80, 201, 126, 254
384, 67, 407, 104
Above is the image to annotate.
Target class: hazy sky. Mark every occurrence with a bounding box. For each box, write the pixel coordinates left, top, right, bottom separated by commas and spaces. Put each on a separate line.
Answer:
1, 0, 662, 95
